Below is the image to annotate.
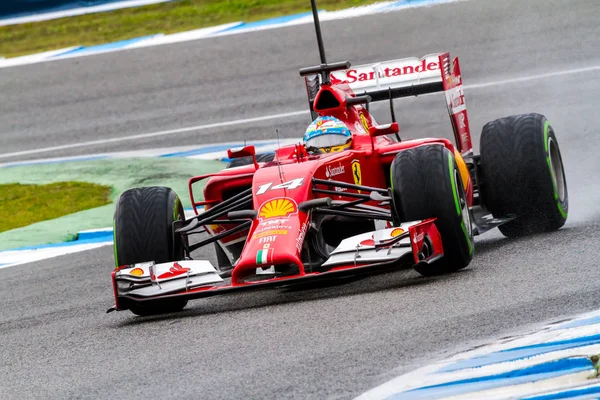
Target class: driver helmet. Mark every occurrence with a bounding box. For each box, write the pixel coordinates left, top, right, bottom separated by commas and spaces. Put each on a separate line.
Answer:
303, 116, 352, 154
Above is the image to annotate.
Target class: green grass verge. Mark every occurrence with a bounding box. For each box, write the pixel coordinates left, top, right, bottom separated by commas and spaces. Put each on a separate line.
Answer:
0, 157, 225, 250
0, 182, 112, 233
0, 0, 383, 58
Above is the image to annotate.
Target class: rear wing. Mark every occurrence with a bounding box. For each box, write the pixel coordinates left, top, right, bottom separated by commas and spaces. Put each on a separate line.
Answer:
303, 52, 473, 155
330, 54, 443, 100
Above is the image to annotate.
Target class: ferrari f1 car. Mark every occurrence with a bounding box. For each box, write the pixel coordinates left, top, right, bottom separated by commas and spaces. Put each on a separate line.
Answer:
108, 0, 568, 316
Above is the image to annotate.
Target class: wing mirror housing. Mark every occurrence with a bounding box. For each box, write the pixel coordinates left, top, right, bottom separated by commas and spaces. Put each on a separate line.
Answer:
369, 123, 399, 137
227, 145, 258, 169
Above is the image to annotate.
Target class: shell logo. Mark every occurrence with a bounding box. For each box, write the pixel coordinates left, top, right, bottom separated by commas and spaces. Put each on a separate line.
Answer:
130, 267, 144, 276
390, 228, 404, 237
259, 198, 297, 220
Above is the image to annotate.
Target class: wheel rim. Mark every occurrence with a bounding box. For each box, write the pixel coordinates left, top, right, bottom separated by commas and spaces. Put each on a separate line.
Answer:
548, 138, 566, 203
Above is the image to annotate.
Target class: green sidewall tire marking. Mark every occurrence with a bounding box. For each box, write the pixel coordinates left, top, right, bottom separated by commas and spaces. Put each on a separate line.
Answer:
557, 200, 568, 219
113, 218, 119, 268
544, 120, 549, 152
173, 197, 180, 221
449, 151, 472, 254
543, 120, 568, 219
543, 121, 557, 200
449, 153, 460, 216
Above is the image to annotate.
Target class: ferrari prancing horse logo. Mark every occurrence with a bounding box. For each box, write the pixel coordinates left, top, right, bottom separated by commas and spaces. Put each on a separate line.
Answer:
352, 159, 362, 192
359, 114, 370, 133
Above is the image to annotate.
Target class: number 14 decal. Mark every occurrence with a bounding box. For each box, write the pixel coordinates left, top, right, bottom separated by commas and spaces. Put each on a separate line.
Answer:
256, 178, 305, 195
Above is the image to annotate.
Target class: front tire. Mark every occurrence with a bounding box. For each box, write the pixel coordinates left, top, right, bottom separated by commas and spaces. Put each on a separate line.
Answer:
391, 145, 474, 276
114, 186, 188, 316
479, 113, 568, 237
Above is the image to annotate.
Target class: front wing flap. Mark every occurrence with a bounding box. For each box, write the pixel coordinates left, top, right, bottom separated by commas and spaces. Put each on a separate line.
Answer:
322, 219, 443, 268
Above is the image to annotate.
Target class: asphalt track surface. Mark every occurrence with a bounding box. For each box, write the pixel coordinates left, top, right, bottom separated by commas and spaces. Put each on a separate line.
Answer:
1, 0, 600, 398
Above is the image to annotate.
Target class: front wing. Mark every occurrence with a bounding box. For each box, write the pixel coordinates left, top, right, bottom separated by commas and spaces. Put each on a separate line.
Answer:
108, 219, 443, 313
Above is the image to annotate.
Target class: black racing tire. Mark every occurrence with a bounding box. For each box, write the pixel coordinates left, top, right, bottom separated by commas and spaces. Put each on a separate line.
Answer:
226, 152, 275, 168
114, 186, 188, 316
479, 113, 568, 237
391, 145, 474, 276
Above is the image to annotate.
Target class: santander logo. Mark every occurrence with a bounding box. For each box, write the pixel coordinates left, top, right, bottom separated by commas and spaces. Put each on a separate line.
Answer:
331, 59, 440, 85
325, 163, 345, 178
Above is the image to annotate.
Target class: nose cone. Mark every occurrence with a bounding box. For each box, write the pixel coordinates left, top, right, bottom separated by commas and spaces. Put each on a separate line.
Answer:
231, 198, 310, 285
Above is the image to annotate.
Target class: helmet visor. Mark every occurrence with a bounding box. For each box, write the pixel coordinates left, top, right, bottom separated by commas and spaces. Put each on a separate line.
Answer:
305, 133, 351, 149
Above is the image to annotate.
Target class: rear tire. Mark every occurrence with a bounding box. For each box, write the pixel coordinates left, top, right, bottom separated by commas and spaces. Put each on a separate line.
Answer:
479, 113, 568, 237
391, 145, 474, 276
114, 186, 188, 316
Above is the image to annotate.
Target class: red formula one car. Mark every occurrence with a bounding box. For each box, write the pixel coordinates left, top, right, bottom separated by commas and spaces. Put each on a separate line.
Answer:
108, 0, 568, 316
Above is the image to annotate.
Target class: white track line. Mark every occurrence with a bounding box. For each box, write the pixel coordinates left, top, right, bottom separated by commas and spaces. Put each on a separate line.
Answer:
464, 65, 600, 90
0, 110, 308, 159
1, 64, 598, 160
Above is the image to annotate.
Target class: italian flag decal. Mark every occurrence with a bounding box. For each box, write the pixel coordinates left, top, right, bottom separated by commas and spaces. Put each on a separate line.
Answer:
256, 249, 273, 265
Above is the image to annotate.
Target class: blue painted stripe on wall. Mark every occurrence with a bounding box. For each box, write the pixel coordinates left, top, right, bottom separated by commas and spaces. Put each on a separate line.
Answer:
521, 383, 600, 400
159, 142, 279, 158
218, 12, 313, 32
2, 155, 108, 168
500, 334, 600, 353
53, 35, 158, 57
384, 0, 451, 9
439, 334, 600, 373
387, 358, 594, 400
160, 143, 249, 158
552, 315, 600, 330
76, 230, 114, 241
3, 235, 113, 252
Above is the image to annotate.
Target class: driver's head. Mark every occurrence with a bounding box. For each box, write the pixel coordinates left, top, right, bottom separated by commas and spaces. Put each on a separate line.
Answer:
303, 116, 352, 154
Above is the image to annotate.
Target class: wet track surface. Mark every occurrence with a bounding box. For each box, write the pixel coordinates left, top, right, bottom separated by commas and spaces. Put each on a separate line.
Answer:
1, 0, 600, 398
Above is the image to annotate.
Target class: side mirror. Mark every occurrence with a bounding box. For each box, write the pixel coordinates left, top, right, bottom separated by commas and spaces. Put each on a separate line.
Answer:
227, 145, 258, 169
369, 123, 399, 137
